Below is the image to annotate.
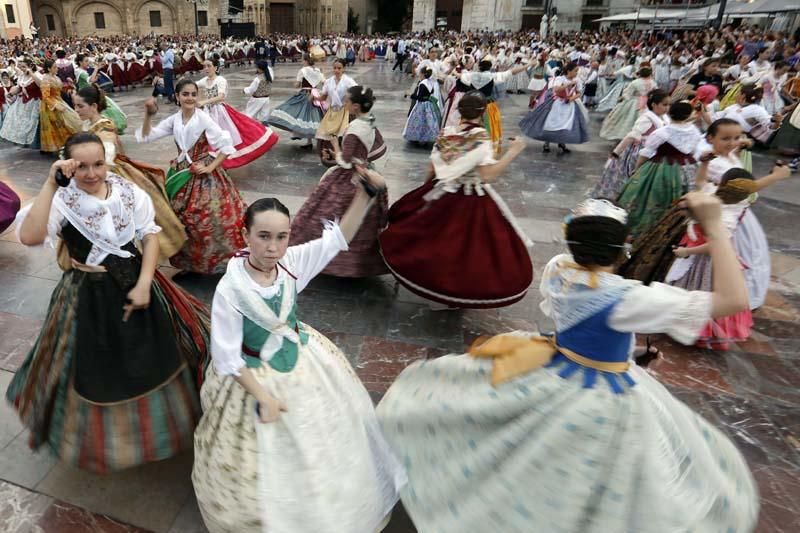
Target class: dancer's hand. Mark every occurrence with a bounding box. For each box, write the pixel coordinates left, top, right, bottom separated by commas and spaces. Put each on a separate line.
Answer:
508, 136, 527, 154
47, 158, 78, 187
683, 191, 722, 229
673, 246, 691, 258
123, 283, 151, 322
191, 162, 214, 175
256, 393, 288, 423
771, 163, 791, 181
143, 97, 158, 115
354, 164, 386, 191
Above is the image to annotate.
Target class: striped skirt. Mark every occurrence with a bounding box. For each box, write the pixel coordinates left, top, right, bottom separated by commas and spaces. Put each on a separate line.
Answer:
5, 270, 209, 473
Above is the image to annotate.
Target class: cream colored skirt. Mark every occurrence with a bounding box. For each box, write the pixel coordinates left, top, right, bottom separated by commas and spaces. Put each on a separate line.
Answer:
315, 108, 349, 140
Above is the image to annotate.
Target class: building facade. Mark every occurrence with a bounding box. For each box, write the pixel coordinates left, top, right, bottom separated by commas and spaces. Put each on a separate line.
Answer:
217, 0, 348, 34
2, 0, 34, 38
412, 0, 651, 33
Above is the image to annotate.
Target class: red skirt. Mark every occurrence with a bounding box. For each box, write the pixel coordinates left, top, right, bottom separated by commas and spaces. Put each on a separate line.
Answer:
379, 180, 534, 308
107, 64, 128, 87
219, 103, 279, 169
127, 62, 148, 83
180, 56, 203, 74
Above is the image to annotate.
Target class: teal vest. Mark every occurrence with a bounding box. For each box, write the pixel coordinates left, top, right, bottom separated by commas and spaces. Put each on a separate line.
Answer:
241, 286, 309, 373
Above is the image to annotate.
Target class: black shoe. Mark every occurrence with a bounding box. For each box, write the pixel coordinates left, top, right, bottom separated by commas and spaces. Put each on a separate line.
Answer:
558, 144, 571, 154
543, 143, 551, 153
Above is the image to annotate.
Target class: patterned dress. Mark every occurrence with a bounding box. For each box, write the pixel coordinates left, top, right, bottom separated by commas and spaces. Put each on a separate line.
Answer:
39, 75, 82, 153
0, 76, 41, 147
136, 109, 246, 274
6, 175, 209, 473
377, 254, 758, 533
290, 116, 389, 277
192, 226, 405, 532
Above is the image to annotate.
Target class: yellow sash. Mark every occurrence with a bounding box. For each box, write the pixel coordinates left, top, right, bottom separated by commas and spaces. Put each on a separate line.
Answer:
469, 334, 630, 386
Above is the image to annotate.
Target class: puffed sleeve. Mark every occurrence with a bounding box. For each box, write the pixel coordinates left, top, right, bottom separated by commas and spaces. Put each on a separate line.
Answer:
14, 201, 64, 248
199, 111, 235, 155
135, 113, 175, 143
608, 283, 713, 345
216, 77, 228, 96
243, 77, 260, 96
284, 221, 349, 293
132, 185, 161, 240
493, 69, 514, 84
638, 127, 668, 159
211, 290, 246, 376
628, 114, 654, 141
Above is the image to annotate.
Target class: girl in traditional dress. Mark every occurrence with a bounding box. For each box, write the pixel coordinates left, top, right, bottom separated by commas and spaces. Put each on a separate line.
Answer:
442, 55, 475, 128
595, 55, 635, 113
527, 53, 549, 108
192, 179, 406, 533
74, 85, 186, 259
667, 162, 788, 348
599, 65, 656, 141
617, 101, 702, 236
196, 57, 279, 170
313, 59, 358, 165
519, 62, 589, 154
377, 194, 757, 533
0, 59, 41, 147
268, 55, 325, 149
380, 93, 533, 309
718, 85, 782, 146
6, 132, 209, 474
592, 89, 670, 199
39, 59, 82, 154
290, 86, 389, 278
719, 53, 751, 110
506, 48, 531, 94
760, 61, 790, 115
74, 54, 127, 134
403, 67, 441, 145
136, 79, 246, 275
0, 71, 16, 130
242, 60, 273, 123
456, 58, 533, 154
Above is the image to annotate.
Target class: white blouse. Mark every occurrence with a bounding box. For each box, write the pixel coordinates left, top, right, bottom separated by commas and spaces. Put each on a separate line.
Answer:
197, 75, 228, 99
16, 174, 160, 265
135, 109, 234, 164
321, 74, 357, 109
626, 111, 669, 141
718, 104, 771, 133
297, 66, 324, 87
639, 122, 702, 159
210, 223, 349, 376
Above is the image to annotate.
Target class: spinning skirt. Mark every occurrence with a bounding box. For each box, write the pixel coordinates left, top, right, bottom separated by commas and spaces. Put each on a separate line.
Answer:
591, 141, 641, 199
599, 99, 640, 141
380, 181, 533, 308
290, 166, 388, 277
192, 326, 405, 533
244, 96, 271, 123
377, 350, 758, 533
0, 99, 40, 146
316, 107, 350, 141
206, 103, 278, 169
39, 102, 82, 153
596, 79, 629, 113
617, 161, 692, 237
735, 210, 771, 310
403, 100, 441, 143
519, 95, 589, 145
127, 63, 148, 84
5, 270, 209, 473
269, 90, 325, 138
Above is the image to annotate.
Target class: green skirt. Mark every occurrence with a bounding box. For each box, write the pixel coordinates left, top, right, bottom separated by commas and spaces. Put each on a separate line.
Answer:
617, 161, 689, 237
103, 96, 128, 134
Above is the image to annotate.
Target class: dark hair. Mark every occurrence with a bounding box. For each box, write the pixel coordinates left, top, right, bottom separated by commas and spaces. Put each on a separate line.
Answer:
75, 53, 87, 65
565, 215, 628, 267
421, 66, 433, 79
205, 55, 220, 69
702, 58, 721, 71
347, 85, 375, 112
175, 78, 198, 98
56, 50, 66, 59
719, 167, 753, 186
646, 89, 669, 110
478, 59, 493, 72
740, 84, 763, 104
561, 62, 579, 76
637, 66, 653, 78
774, 61, 787, 70
244, 198, 291, 230
63, 132, 105, 159
256, 60, 272, 83
458, 91, 487, 120
76, 84, 108, 112
706, 117, 740, 137
333, 58, 346, 68
303, 53, 316, 66
668, 101, 693, 122
43, 58, 55, 71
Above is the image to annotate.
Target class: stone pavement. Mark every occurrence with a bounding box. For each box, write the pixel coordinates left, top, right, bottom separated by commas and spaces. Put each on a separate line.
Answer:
1, 60, 799, 532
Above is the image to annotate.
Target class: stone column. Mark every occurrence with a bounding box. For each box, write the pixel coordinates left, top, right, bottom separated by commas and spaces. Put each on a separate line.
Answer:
411, 0, 434, 32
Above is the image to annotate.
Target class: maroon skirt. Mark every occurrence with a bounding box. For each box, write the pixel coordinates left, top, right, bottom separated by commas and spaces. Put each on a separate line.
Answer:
126, 62, 148, 83
379, 180, 533, 308
289, 166, 388, 278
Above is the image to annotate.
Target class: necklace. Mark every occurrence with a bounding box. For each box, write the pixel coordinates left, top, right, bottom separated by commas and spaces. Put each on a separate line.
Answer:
247, 257, 274, 274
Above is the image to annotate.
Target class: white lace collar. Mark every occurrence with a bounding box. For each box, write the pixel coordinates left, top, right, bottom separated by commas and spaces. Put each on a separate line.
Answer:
662, 122, 702, 154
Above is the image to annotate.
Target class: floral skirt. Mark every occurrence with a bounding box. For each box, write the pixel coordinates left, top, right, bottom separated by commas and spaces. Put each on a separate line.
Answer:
403, 100, 441, 143
5, 270, 209, 473
192, 326, 405, 533
591, 141, 641, 199
617, 160, 694, 236
599, 99, 640, 141
377, 351, 758, 533
39, 102, 82, 153
169, 163, 247, 274
269, 90, 326, 138
0, 98, 40, 146
379, 180, 533, 308
290, 166, 389, 277
113, 154, 186, 259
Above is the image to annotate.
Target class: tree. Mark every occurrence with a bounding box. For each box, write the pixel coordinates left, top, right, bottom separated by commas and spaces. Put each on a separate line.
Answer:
348, 7, 360, 34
